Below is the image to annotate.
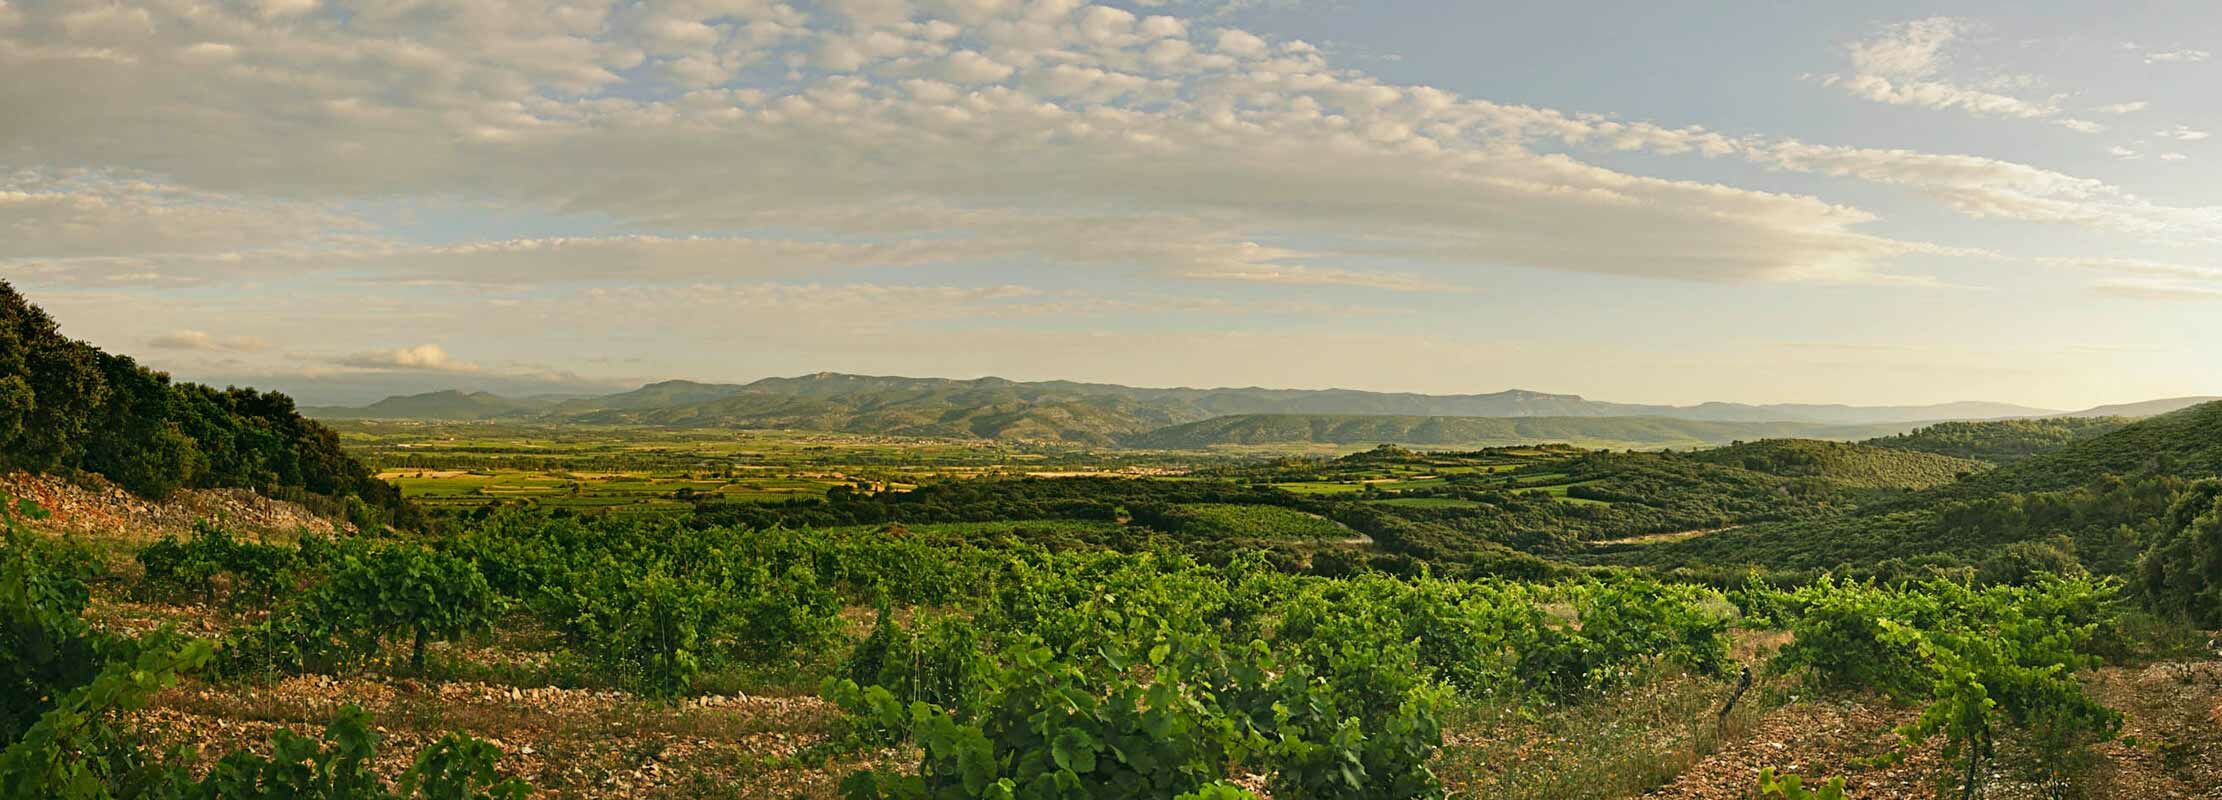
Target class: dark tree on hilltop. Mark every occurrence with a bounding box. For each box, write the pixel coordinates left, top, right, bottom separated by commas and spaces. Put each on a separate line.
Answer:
0, 286, 108, 473
0, 280, 413, 528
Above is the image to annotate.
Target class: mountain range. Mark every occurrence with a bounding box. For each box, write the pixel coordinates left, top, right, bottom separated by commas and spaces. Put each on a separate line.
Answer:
299, 373, 2215, 450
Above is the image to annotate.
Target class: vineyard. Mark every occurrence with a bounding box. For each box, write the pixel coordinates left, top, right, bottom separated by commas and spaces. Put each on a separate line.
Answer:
5, 291, 2222, 797
11, 477, 2221, 798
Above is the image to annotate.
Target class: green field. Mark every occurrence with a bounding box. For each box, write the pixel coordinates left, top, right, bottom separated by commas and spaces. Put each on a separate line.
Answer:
1177, 502, 1352, 539
339, 421, 1217, 514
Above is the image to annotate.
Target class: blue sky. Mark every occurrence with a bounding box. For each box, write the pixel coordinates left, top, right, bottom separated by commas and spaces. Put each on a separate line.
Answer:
2, 0, 2217, 407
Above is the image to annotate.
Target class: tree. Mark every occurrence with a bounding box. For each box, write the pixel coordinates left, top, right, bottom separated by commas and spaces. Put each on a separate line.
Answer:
2135, 480, 2222, 625
0, 282, 107, 472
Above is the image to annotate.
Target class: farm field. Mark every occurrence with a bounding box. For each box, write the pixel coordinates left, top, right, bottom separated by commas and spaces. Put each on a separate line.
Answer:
338, 422, 1211, 515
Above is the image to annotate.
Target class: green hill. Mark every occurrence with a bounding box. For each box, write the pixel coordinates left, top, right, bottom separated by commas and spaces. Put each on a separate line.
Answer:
1865, 417, 2133, 464
574, 386, 1175, 446
0, 282, 409, 525
2063, 396, 2221, 418
1690, 439, 1986, 490
1594, 401, 2222, 579
1127, 414, 1919, 451
306, 389, 549, 420
1949, 401, 2222, 496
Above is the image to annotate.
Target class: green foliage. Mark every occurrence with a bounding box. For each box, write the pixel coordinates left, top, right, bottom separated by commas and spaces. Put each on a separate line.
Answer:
0, 633, 212, 800
313, 544, 501, 671
842, 604, 987, 717
831, 625, 1446, 800
136, 522, 300, 608
1604, 472, 2186, 583
453, 514, 849, 695
2133, 480, 2222, 626
1868, 417, 2131, 464
0, 285, 108, 474
0, 499, 105, 744
0, 281, 410, 524
1132, 503, 1350, 540
1756, 768, 1846, 800
1768, 575, 2124, 796
196, 704, 531, 800
1692, 439, 1984, 490
0, 495, 530, 800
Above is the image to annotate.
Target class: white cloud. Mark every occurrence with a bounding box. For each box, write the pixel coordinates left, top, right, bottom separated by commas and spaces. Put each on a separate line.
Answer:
2095, 101, 2148, 114
147, 329, 271, 352
1824, 18, 2060, 120
1176, 259, 1445, 292
2145, 49, 2211, 64
2157, 125, 2211, 141
333, 344, 479, 372
2054, 118, 2104, 134
5, 0, 2218, 305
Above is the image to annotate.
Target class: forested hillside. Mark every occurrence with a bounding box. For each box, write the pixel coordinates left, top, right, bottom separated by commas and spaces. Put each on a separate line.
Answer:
1690, 439, 1984, 489
1865, 416, 2131, 463
1953, 401, 2222, 495
1597, 401, 2222, 582
0, 283, 409, 527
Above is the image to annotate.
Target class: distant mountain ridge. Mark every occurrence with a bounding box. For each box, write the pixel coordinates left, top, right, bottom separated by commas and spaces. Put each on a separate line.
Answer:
302, 372, 2208, 448
1125, 414, 1921, 450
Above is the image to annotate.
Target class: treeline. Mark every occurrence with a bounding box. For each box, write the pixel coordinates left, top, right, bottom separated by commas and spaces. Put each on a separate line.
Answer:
1689, 438, 1982, 489
1866, 417, 2131, 464
1596, 472, 2200, 586
0, 283, 409, 527
1375, 450, 1877, 552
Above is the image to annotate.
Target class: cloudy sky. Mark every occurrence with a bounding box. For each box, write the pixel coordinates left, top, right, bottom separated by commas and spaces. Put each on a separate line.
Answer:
4, 0, 2219, 407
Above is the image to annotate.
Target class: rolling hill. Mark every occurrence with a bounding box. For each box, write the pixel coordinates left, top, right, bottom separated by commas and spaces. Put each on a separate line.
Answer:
1125, 414, 1920, 450
305, 389, 554, 420
302, 372, 2090, 446
1688, 439, 1987, 490
1594, 400, 2222, 577
2062, 396, 2222, 419
1864, 417, 2133, 464
1951, 400, 2222, 496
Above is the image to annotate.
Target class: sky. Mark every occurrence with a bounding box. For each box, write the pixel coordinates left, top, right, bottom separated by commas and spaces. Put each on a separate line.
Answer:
3, 0, 2219, 407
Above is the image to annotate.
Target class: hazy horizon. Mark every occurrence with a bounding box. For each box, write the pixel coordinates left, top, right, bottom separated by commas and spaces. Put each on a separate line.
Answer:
201, 365, 2204, 413
7, 1, 2221, 409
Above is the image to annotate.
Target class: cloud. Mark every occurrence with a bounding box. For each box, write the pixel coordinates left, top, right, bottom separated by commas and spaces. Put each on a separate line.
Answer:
332, 344, 479, 372
2043, 256, 2222, 302
2145, 49, 2211, 64
1176, 260, 1445, 292
2095, 281, 2222, 301
2156, 125, 2211, 141
1824, 18, 2060, 120
0, 0, 1983, 292
2095, 101, 2148, 114
147, 329, 271, 352
0, 0, 2209, 305
2043, 256, 2222, 282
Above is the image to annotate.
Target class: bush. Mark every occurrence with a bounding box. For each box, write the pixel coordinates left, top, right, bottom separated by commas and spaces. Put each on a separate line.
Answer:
310, 544, 501, 671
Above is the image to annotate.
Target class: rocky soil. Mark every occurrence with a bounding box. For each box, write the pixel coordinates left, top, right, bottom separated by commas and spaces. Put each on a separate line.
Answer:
2, 470, 345, 544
